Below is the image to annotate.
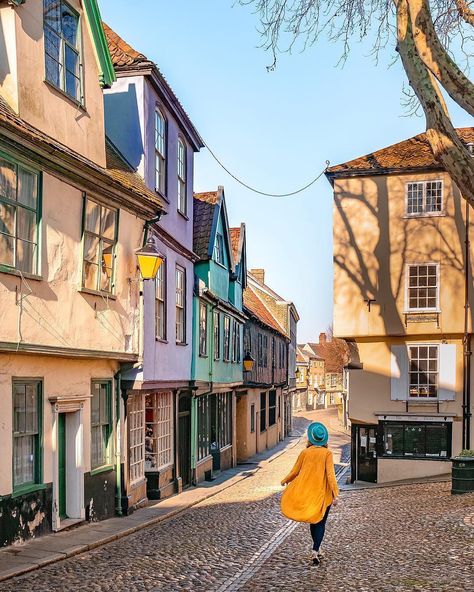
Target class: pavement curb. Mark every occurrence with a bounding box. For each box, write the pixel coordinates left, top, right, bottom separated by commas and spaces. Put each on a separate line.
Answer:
0, 433, 305, 584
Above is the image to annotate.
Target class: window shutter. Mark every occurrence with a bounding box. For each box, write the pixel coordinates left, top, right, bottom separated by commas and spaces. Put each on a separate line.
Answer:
390, 345, 409, 401
438, 344, 456, 401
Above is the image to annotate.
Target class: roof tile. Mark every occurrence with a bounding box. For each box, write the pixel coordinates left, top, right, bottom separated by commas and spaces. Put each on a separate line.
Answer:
244, 286, 286, 336
193, 191, 219, 259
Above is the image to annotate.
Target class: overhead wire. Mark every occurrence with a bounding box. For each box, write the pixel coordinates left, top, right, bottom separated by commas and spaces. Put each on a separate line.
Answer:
203, 140, 330, 198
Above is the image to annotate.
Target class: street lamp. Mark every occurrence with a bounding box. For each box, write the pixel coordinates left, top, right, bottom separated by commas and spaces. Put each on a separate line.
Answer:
136, 235, 163, 280
243, 352, 255, 372
295, 367, 301, 381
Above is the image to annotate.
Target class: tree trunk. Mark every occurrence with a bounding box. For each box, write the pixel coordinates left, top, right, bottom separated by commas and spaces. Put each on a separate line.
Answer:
396, 0, 474, 206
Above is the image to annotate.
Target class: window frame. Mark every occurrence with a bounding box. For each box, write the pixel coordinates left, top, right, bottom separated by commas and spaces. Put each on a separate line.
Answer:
128, 394, 145, 485
260, 391, 267, 433
0, 153, 41, 277
250, 403, 255, 434
214, 311, 221, 360
199, 300, 208, 357
197, 394, 211, 461
43, 0, 84, 105
154, 107, 167, 196
155, 258, 167, 341
175, 265, 186, 344
268, 390, 277, 427
408, 343, 439, 399
81, 195, 118, 295
177, 137, 187, 215
90, 380, 113, 472
223, 315, 231, 361
145, 391, 174, 472
214, 233, 224, 265
405, 263, 440, 313
405, 179, 444, 217
380, 420, 451, 459
12, 379, 43, 494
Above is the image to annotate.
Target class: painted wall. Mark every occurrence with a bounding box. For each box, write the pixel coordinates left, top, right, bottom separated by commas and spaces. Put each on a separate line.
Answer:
333, 171, 473, 339
378, 457, 452, 483
0, 168, 142, 355
104, 74, 197, 382
0, 1, 106, 166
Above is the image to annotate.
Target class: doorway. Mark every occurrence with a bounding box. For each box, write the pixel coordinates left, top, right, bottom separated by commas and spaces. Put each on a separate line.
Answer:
178, 393, 191, 488
58, 413, 67, 519
356, 425, 378, 482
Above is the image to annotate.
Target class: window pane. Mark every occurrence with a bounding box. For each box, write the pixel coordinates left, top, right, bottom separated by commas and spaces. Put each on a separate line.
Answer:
16, 239, 36, 274
44, 0, 61, 33
100, 385, 108, 423
84, 261, 98, 290
13, 384, 25, 433
426, 424, 447, 457
44, 29, 61, 87
100, 207, 116, 240
91, 383, 100, 424
0, 232, 14, 267
17, 207, 36, 242
17, 168, 38, 209
0, 202, 15, 236
85, 200, 100, 234
384, 424, 403, 455
14, 435, 34, 486
0, 159, 16, 200
62, 4, 78, 46
84, 234, 99, 263
404, 424, 426, 456
24, 383, 38, 433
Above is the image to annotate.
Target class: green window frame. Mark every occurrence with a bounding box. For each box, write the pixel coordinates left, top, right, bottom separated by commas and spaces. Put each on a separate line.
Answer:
82, 196, 118, 294
0, 154, 41, 276
223, 315, 231, 361
12, 380, 43, 492
91, 380, 112, 470
43, 0, 83, 103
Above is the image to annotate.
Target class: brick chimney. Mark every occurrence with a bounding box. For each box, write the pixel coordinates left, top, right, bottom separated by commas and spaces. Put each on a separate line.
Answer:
319, 332, 327, 344
251, 268, 265, 284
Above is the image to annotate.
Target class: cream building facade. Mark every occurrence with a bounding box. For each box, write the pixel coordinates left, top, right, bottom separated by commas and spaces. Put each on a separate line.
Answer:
327, 128, 474, 484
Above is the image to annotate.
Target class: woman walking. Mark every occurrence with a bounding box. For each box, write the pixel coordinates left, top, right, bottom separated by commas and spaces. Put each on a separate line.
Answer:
280, 422, 339, 566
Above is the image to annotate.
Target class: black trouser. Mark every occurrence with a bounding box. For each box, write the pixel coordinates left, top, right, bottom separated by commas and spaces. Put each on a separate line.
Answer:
310, 505, 331, 551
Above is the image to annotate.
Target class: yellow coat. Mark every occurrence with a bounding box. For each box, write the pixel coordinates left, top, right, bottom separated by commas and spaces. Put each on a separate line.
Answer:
281, 446, 339, 524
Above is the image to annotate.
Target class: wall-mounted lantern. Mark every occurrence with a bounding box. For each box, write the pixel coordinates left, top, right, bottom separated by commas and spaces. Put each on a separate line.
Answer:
243, 352, 255, 372
295, 367, 301, 381
136, 235, 163, 280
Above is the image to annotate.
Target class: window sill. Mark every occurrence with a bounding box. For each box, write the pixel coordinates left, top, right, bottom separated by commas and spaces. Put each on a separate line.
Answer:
154, 189, 169, 204
403, 212, 446, 219
90, 465, 115, 477
176, 341, 188, 347
177, 210, 189, 221
404, 309, 441, 314
79, 287, 117, 300
44, 79, 86, 112
197, 455, 213, 466
145, 462, 174, 473
199, 354, 208, 358
11, 483, 47, 499
0, 266, 43, 282
156, 338, 168, 343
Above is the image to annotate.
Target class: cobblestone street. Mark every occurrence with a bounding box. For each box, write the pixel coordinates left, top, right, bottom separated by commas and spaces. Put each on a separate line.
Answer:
2, 410, 473, 592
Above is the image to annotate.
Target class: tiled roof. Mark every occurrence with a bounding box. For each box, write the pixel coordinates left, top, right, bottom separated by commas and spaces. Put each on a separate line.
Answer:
229, 227, 241, 262
243, 286, 286, 336
326, 127, 474, 178
0, 96, 165, 214
193, 191, 219, 260
102, 22, 150, 69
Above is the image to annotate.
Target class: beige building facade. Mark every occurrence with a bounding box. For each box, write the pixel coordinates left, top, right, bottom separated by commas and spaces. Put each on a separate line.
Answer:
328, 129, 474, 484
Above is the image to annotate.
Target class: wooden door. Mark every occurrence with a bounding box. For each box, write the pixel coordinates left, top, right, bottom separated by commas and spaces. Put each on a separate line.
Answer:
178, 394, 191, 488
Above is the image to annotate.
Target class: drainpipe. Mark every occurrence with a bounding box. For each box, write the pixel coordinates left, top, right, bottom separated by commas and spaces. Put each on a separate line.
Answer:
463, 201, 472, 450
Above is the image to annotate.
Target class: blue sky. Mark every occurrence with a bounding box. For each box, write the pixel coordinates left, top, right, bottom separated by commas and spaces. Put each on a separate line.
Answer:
100, 1, 472, 342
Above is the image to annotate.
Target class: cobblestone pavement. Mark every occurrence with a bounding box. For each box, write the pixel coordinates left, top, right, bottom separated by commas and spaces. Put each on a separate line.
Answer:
3, 410, 473, 592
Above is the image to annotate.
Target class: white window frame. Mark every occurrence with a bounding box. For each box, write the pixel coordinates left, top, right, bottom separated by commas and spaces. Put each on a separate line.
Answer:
408, 343, 439, 399
154, 107, 166, 195
175, 265, 186, 344
405, 179, 444, 217
145, 391, 174, 471
128, 395, 145, 485
199, 300, 207, 356
405, 263, 440, 313
177, 137, 187, 215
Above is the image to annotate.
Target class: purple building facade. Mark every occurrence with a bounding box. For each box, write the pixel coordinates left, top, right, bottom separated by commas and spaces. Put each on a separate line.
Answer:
104, 24, 203, 509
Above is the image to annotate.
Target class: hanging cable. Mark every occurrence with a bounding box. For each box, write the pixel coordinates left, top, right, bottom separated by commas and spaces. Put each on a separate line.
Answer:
203, 140, 330, 198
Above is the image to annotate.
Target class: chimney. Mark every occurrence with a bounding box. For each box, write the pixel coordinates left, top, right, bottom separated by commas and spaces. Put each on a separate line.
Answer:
251, 268, 265, 284
319, 332, 327, 344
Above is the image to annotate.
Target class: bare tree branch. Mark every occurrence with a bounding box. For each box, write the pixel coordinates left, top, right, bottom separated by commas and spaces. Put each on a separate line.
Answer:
455, 0, 474, 25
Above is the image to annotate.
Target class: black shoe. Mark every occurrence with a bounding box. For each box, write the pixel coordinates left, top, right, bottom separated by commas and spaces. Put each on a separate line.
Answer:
311, 551, 320, 566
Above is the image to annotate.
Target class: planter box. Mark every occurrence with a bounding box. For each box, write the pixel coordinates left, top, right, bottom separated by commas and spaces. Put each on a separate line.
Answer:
451, 456, 474, 494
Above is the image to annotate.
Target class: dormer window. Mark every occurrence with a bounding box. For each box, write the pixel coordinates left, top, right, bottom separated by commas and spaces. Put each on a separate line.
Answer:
44, 0, 82, 103
406, 181, 443, 216
155, 108, 166, 195
177, 138, 187, 215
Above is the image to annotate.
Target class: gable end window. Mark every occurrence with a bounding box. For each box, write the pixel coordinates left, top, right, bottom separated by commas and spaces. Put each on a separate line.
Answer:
44, 0, 82, 103
155, 109, 166, 195
82, 197, 118, 294
13, 380, 42, 490
406, 264, 439, 311
214, 233, 224, 265
177, 138, 187, 215
0, 156, 40, 275
406, 181, 443, 216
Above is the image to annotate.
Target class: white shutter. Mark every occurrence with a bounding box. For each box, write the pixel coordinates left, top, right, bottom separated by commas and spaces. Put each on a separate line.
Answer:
438, 344, 456, 401
390, 345, 409, 400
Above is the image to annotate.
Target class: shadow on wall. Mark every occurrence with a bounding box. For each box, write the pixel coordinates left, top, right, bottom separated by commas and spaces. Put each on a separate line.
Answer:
0, 14, 10, 85
104, 83, 144, 170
